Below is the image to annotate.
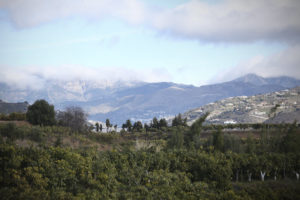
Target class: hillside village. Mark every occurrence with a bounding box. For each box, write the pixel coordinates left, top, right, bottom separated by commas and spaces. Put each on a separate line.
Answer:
184, 87, 300, 125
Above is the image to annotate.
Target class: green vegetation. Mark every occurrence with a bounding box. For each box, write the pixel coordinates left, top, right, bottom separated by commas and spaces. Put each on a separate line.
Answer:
0, 99, 299, 199
26, 100, 55, 126
57, 106, 88, 132
0, 120, 299, 199
0, 112, 26, 121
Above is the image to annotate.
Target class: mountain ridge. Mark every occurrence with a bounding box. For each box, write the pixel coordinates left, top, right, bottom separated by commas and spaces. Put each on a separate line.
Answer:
0, 100, 29, 114
0, 74, 299, 124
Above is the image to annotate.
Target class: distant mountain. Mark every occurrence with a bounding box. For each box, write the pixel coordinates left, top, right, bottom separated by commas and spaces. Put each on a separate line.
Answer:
182, 87, 300, 125
233, 73, 300, 88
0, 74, 299, 124
0, 100, 29, 114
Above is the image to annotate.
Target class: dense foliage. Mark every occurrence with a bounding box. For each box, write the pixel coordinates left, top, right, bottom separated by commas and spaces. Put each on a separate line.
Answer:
0, 120, 300, 199
0, 112, 26, 121
26, 100, 55, 126
56, 106, 88, 132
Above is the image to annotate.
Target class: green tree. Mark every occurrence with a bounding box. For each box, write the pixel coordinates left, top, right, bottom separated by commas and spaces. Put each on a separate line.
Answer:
26, 99, 55, 126
151, 117, 159, 129
281, 122, 300, 153
159, 118, 168, 129
168, 129, 184, 149
133, 121, 143, 132
95, 122, 100, 132
56, 106, 88, 132
213, 128, 224, 152
172, 113, 187, 127
144, 123, 150, 132
106, 119, 111, 132
125, 119, 132, 132
188, 112, 209, 145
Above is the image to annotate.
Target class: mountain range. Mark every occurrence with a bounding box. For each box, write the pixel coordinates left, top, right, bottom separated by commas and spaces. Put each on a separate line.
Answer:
0, 100, 28, 115
0, 74, 299, 125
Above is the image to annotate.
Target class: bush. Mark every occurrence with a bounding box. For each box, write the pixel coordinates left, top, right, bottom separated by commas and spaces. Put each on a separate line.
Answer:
0, 123, 24, 141
28, 127, 45, 143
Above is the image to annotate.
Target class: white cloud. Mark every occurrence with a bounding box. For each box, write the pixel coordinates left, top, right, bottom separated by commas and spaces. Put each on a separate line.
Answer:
151, 0, 300, 43
0, 0, 146, 28
0, 66, 45, 90
1, 0, 300, 43
0, 65, 172, 90
87, 104, 119, 114
211, 45, 300, 83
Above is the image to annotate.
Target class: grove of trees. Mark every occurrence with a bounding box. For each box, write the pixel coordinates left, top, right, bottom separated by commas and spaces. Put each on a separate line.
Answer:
0, 99, 299, 199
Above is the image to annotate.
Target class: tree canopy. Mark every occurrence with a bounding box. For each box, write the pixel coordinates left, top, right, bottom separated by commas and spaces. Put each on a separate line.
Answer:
26, 99, 55, 126
56, 106, 87, 132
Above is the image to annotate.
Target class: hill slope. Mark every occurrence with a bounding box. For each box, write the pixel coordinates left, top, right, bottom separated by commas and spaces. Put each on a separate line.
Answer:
183, 87, 300, 124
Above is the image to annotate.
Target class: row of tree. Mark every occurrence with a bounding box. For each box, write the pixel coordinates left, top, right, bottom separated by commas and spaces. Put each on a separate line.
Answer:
93, 114, 188, 133
0, 112, 26, 121
25, 100, 190, 133
26, 100, 88, 132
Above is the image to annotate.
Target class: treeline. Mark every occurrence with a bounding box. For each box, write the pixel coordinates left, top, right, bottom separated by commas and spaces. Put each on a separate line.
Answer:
118, 114, 186, 132
0, 112, 26, 121
3, 99, 297, 133
92, 113, 187, 133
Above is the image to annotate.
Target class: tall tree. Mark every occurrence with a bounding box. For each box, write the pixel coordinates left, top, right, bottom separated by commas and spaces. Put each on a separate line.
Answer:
133, 121, 143, 131
159, 118, 168, 129
56, 106, 88, 132
99, 124, 103, 132
26, 99, 55, 126
172, 113, 187, 127
188, 112, 209, 143
213, 128, 224, 152
126, 119, 132, 132
151, 117, 159, 129
105, 119, 111, 132
95, 122, 100, 132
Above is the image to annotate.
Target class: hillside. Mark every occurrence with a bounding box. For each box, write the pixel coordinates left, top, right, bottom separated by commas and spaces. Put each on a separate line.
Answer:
1, 74, 299, 124
0, 99, 29, 114
183, 87, 300, 125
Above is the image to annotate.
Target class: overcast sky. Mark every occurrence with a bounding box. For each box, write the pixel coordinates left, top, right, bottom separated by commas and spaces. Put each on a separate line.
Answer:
0, 0, 299, 88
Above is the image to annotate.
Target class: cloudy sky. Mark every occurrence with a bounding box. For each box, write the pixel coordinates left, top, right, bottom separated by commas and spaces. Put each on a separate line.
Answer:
0, 0, 300, 88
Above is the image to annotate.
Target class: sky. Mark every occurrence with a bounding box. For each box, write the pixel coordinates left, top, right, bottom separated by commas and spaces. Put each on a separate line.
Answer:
0, 0, 300, 89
